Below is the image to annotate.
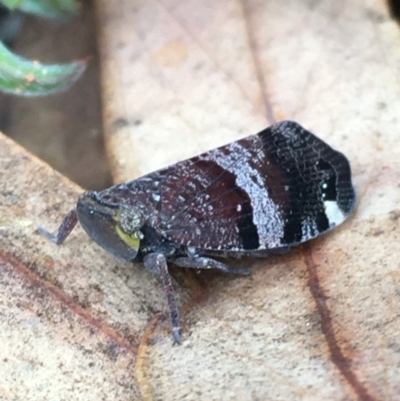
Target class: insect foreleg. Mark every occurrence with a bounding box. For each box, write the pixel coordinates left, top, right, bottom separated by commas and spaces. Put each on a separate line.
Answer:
143, 253, 181, 344
37, 209, 78, 245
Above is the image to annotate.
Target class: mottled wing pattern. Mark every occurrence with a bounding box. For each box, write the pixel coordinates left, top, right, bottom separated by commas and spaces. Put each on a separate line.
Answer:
157, 135, 272, 250
152, 121, 355, 251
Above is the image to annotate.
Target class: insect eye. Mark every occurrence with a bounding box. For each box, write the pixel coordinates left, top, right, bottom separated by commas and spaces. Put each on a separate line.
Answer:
117, 206, 145, 235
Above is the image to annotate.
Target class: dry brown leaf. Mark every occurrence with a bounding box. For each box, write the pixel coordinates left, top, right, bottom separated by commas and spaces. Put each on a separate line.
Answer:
1, 0, 399, 400
96, 0, 400, 399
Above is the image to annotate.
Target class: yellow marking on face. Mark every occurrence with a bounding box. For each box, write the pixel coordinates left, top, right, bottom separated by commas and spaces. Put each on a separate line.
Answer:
115, 225, 140, 251
113, 210, 122, 223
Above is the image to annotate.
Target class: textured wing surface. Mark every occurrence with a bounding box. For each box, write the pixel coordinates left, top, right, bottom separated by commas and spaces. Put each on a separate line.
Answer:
98, 121, 355, 252
154, 121, 355, 251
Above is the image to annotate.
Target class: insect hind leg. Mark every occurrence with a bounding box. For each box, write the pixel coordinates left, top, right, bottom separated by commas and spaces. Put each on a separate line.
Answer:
173, 256, 250, 276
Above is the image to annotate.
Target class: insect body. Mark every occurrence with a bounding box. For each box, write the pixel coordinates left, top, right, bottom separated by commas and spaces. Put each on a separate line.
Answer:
38, 121, 356, 343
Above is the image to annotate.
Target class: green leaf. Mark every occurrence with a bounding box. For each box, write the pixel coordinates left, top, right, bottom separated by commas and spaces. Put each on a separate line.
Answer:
0, 42, 87, 96
0, 0, 79, 20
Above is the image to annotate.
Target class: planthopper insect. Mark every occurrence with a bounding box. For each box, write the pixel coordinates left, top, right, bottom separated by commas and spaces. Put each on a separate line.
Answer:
38, 121, 356, 343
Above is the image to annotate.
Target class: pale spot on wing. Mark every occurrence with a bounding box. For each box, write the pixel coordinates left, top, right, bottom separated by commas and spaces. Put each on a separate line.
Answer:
324, 200, 345, 227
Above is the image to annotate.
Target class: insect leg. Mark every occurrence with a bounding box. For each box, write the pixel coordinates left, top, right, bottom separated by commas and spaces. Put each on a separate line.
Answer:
173, 257, 250, 276
143, 253, 181, 344
37, 209, 78, 245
